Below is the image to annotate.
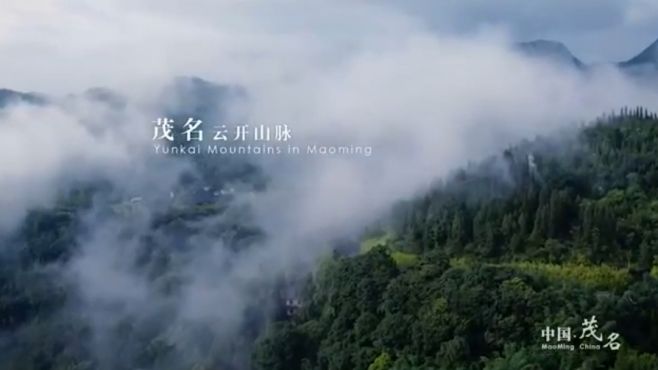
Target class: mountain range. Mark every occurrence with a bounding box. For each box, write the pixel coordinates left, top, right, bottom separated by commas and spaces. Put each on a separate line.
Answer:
518, 37, 658, 74
517, 39, 586, 69
0, 38, 656, 110
0, 88, 46, 108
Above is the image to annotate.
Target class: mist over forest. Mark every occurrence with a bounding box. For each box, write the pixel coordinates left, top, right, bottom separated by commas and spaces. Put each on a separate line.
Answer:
3, 1, 658, 370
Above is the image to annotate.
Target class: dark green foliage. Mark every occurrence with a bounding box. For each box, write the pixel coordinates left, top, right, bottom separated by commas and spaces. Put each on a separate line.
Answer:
393, 112, 658, 266
256, 112, 658, 369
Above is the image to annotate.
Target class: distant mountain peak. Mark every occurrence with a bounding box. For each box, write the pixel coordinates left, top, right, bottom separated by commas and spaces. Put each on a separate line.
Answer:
83, 87, 126, 109
621, 38, 658, 67
516, 39, 584, 69
0, 88, 46, 108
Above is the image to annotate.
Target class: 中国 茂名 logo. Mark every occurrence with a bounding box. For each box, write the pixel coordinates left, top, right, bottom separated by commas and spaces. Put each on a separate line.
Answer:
540, 315, 620, 352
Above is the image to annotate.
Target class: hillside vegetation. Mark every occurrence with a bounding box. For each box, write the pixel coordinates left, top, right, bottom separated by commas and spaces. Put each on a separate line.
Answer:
254, 109, 658, 370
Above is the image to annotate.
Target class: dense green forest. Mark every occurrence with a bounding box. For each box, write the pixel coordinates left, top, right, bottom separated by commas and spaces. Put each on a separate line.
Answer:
3, 107, 658, 370
254, 109, 658, 370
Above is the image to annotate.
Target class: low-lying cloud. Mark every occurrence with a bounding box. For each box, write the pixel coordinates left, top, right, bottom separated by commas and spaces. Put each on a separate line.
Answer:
2, 1, 658, 368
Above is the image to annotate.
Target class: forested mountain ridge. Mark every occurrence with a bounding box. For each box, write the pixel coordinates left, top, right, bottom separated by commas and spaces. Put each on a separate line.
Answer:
2, 85, 658, 370
254, 109, 658, 370
392, 107, 658, 266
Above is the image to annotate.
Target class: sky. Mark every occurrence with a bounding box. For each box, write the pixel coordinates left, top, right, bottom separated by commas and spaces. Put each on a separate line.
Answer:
1, 0, 658, 94
384, 0, 658, 62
